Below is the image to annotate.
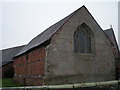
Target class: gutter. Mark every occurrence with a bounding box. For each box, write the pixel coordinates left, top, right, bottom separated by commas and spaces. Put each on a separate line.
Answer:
2, 80, 120, 89
47, 80, 120, 88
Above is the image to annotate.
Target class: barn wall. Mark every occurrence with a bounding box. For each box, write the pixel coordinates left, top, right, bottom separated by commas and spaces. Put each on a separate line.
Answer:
45, 7, 116, 85
119, 60, 120, 80
14, 47, 46, 86
1, 62, 14, 78
0, 67, 1, 78
117, 58, 120, 79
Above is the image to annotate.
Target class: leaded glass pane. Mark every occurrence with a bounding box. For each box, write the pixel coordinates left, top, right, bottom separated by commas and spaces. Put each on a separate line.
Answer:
74, 23, 92, 53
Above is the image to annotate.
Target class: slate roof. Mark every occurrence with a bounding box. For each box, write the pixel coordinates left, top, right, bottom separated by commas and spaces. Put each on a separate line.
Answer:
104, 28, 120, 58
0, 45, 25, 67
14, 5, 119, 58
14, 6, 86, 57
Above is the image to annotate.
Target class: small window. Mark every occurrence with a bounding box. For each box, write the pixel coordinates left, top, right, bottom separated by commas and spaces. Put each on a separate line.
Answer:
74, 23, 93, 53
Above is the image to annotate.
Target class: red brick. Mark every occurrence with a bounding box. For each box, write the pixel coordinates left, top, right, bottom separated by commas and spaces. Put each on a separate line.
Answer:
14, 47, 46, 86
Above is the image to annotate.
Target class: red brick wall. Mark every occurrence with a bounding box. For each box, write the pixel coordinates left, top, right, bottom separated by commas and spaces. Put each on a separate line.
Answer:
14, 47, 46, 85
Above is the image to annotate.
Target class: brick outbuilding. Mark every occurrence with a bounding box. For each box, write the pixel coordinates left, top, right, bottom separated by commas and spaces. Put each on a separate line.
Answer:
0, 45, 25, 78
13, 6, 120, 86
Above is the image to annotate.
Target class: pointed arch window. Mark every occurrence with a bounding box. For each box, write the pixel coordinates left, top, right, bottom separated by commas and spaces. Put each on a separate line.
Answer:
74, 23, 93, 53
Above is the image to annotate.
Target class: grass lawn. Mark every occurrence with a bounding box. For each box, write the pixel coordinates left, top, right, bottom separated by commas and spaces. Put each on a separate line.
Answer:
1, 78, 23, 87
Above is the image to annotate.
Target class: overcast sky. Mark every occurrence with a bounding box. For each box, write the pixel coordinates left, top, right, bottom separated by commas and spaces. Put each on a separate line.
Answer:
0, 1, 119, 49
